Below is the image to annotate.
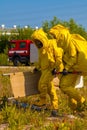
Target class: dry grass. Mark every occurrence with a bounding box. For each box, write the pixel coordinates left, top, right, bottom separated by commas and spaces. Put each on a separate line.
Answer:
0, 67, 87, 130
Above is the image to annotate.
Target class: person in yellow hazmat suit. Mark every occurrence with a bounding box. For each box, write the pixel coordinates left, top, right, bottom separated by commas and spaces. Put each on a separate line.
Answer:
31, 28, 64, 116
49, 24, 87, 112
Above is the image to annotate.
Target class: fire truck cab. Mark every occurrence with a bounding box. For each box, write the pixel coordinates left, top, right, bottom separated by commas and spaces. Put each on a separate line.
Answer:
8, 40, 38, 66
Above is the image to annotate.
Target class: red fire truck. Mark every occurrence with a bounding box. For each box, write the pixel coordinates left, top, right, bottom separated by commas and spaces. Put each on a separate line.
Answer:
8, 40, 38, 66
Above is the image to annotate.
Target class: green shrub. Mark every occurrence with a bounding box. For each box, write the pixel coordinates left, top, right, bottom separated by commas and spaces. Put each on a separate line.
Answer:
0, 53, 9, 66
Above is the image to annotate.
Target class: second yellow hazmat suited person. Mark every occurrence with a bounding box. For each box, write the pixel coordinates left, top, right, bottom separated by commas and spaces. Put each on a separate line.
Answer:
49, 24, 87, 113
31, 28, 64, 116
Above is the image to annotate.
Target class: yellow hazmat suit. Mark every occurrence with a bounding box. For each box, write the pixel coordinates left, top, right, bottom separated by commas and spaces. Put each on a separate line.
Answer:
49, 24, 87, 111
31, 28, 64, 110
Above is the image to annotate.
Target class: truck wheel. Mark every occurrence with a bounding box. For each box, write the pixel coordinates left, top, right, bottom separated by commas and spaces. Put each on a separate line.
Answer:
13, 57, 20, 66
25, 62, 30, 66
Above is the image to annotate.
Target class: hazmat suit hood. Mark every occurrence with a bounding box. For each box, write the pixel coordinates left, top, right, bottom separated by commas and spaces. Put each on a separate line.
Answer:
50, 24, 87, 72
49, 24, 71, 51
31, 28, 64, 72
71, 34, 86, 41
31, 28, 49, 50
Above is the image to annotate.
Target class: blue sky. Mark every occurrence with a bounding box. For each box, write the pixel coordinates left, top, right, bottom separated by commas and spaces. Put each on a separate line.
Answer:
0, 0, 87, 30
